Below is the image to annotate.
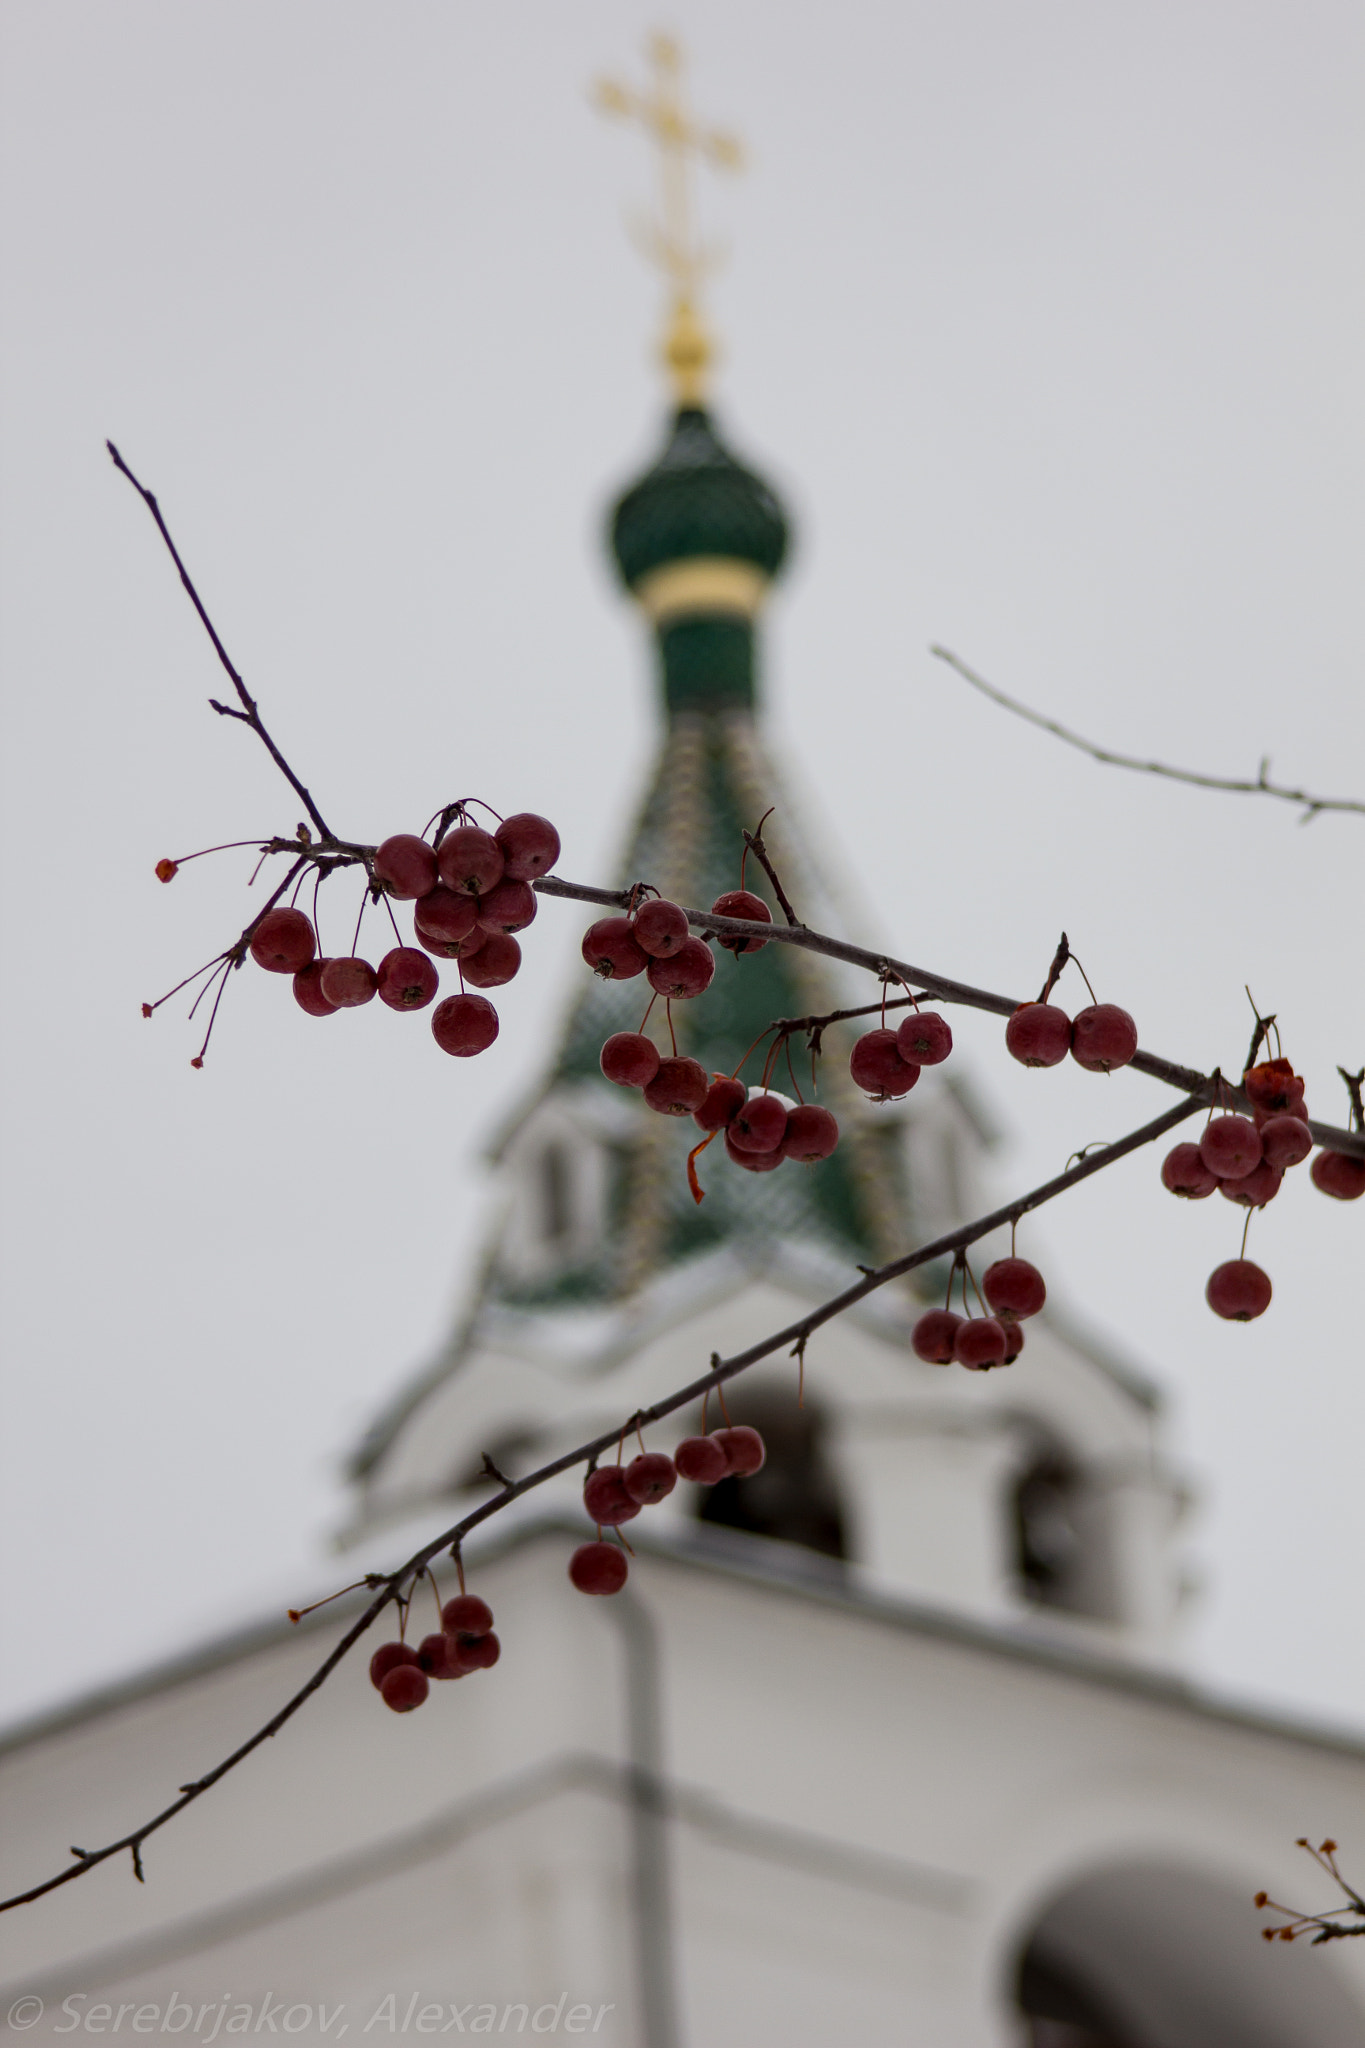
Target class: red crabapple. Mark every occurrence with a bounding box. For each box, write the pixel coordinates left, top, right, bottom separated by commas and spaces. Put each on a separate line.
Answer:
1258, 1115, 1313, 1170
632, 898, 690, 958
647, 937, 715, 1000
714, 1425, 766, 1476
417, 1632, 458, 1678
1206, 1259, 1272, 1320
1310, 1150, 1365, 1201
476, 879, 537, 933
460, 933, 522, 988
461, 1631, 501, 1671
982, 1258, 1046, 1320
643, 1056, 710, 1116
850, 1029, 919, 1099
1199, 1115, 1263, 1181
674, 1436, 729, 1484
724, 1131, 783, 1172
710, 889, 772, 953
569, 1542, 628, 1595
1243, 1060, 1301, 1116
441, 1595, 493, 1636
380, 1664, 429, 1712
431, 993, 499, 1056
436, 825, 504, 897
1219, 1160, 1283, 1209
695, 1076, 747, 1130
377, 948, 439, 1011
624, 1452, 677, 1505
250, 907, 316, 974
294, 961, 339, 1017
601, 1033, 661, 1089
320, 957, 378, 1008
582, 917, 649, 980
1161, 1143, 1217, 1199
781, 1104, 839, 1162
495, 812, 560, 881
1005, 1003, 1071, 1068
1070, 1004, 1138, 1073
369, 1641, 421, 1690
414, 886, 479, 946
729, 1090, 789, 1154
896, 1012, 953, 1065
583, 1467, 641, 1526
1001, 1321, 1026, 1363
374, 834, 438, 900
911, 1309, 964, 1364
954, 1318, 1008, 1370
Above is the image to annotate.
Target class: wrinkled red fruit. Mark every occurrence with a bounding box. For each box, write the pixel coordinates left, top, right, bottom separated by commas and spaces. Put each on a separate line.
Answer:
729, 1091, 789, 1154
1219, 1160, 1283, 1209
1199, 1115, 1263, 1181
1258, 1115, 1313, 1170
849, 1029, 919, 1099
695, 1075, 747, 1130
911, 1308, 964, 1364
1070, 1004, 1139, 1073
1001, 1321, 1026, 1364
294, 961, 340, 1017
1206, 1259, 1272, 1321
632, 898, 690, 959
896, 1011, 953, 1066
460, 1630, 501, 1671
441, 1595, 493, 1636
982, 1257, 1046, 1320
724, 1130, 784, 1173
674, 1436, 730, 1484
380, 1664, 429, 1712
1005, 1003, 1071, 1068
711, 889, 773, 954
781, 1104, 839, 1162
569, 1542, 628, 1595
624, 1452, 677, 1505
374, 834, 438, 901
476, 879, 537, 934
954, 1317, 1009, 1370
1311, 1150, 1365, 1201
601, 1032, 662, 1089
1161, 1143, 1217, 1199
250, 907, 316, 974
582, 916, 649, 980
1243, 1059, 1302, 1116
459, 932, 522, 988
417, 1631, 458, 1678
714, 1425, 766, 1476
437, 825, 505, 897
377, 947, 439, 1011
431, 993, 499, 1056
644, 1056, 710, 1116
583, 1466, 641, 1526
414, 886, 479, 946
495, 812, 560, 881
320, 957, 378, 1008
369, 1641, 421, 1690
646, 937, 715, 1000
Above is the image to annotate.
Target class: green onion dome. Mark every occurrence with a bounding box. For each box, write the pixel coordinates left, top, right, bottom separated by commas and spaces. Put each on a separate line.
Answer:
610, 407, 790, 594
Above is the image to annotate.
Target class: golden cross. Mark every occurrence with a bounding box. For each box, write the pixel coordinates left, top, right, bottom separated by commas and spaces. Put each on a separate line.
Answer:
593, 34, 744, 407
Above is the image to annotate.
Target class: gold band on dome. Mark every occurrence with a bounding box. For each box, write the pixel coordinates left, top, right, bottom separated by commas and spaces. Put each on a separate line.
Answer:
634, 556, 769, 625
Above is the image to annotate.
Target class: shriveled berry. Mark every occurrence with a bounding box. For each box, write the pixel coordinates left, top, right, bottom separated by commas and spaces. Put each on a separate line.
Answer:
695, 1075, 747, 1130
646, 937, 715, 1000
250, 907, 316, 974
1070, 1004, 1138, 1073
377, 947, 439, 1011
417, 1631, 458, 1678
437, 824, 504, 897
724, 1130, 784, 1172
730, 1090, 789, 1154
460, 932, 522, 988
896, 1011, 953, 1065
711, 889, 773, 954
644, 1056, 710, 1116
1161, 1142, 1218, 1199
374, 834, 438, 900
495, 812, 560, 881
582, 916, 649, 980
601, 1032, 661, 1089
1310, 1149, 1365, 1201
569, 1542, 628, 1595
781, 1104, 839, 1162
1199, 1115, 1263, 1181
1219, 1160, 1283, 1209
983, 1257, 1046, 1320
441, 1594, 494, 1636
320, 957, 378, 1008
632, 898, 690, 958
583, 1466, 640, 1526
431, 993, 499, 1056
955, 1317, 1009, 1370
850, 1028, 919, 1099
461, 1630, 501, 1670
294, 961, 339, 1017
623, 1452, 677, 1505
414, 886, 479, 946
476, 879, 537, 934
714, 1424, 766, 1475
380, 1664, 429, 1712
1253, 1082, 1307, 1129
369, 1641, 421, 1690
674, 1436, 729, 1484
1243, 1059, 1302, 1115
1206, 1259, 1272, 1320
911, 1308, 963, 1363
1005, 1003, 1071, 1068
1258, 1115, 1313, 1169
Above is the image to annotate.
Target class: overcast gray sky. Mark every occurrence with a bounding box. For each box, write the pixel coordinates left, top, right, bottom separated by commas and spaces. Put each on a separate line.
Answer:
1, 1, 1362, 1737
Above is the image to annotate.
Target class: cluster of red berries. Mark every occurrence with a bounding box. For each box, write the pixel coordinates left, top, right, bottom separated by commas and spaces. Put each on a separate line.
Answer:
581, 885, 773, 990
246, 812, 559, 1059
910, 1257, 1046, 1371
1005, 999, 1139, 1073
568, 1424, 767, 1596
849, 1009, 953, 1100
368, 1593, 500, 1715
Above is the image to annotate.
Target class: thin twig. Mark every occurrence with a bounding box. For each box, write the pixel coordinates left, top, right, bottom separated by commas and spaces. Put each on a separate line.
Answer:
741, 810, 802, 927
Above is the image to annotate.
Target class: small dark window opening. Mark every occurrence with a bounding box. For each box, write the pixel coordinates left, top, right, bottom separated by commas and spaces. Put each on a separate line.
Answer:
1017, 1946, 1137, 2047
1013, 1454, 1084, 1611
697, 1387, 847, 1561
540, 1143, 572, 1247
